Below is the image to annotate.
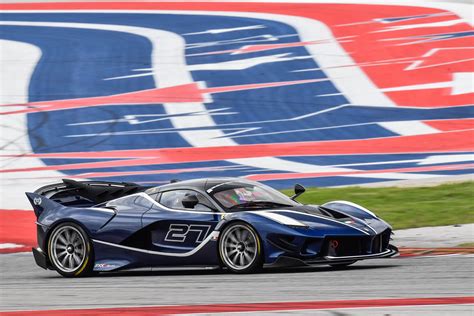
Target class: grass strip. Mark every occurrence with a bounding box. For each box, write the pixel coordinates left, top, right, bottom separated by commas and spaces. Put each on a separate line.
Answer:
282, 181, 474, 229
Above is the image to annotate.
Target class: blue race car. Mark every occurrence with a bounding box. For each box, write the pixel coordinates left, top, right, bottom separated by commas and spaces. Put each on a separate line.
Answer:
27, 178, 398, 277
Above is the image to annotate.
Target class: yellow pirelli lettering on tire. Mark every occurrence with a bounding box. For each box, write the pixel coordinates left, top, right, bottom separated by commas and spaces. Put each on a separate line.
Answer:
75, 242, 90, 276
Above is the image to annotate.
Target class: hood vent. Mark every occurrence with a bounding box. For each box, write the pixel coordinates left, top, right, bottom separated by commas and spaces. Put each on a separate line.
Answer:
299, 205, 353, 223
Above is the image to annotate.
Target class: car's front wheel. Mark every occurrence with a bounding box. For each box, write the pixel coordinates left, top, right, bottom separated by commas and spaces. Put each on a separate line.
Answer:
219, 223, 263, 273
48, 222, 94, 277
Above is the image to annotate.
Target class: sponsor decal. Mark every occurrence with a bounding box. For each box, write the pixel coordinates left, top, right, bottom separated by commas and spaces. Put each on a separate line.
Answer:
94, 263, 119, 269
33, 197, 42, 206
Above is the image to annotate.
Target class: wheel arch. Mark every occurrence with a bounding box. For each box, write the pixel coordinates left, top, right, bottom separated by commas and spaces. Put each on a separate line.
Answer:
216, 213, 301, 265
44, 218, 92, 257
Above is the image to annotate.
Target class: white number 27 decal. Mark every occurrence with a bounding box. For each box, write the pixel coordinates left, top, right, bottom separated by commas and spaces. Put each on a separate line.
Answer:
164, 224, 211, 243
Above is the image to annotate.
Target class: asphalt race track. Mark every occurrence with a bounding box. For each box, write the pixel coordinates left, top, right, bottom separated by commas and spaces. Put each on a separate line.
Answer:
1, 253, 473, 313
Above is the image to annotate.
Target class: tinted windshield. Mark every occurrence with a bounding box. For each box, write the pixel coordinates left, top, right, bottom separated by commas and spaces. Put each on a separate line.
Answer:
209, 182, 296, 211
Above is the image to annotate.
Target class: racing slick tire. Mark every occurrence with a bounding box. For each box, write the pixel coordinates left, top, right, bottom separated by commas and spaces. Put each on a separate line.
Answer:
329, 260, 357, 269
48, 222, 94, 277
219, 222, 263, 273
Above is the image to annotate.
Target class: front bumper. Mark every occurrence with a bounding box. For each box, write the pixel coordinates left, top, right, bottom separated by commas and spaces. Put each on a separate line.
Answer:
265, 244, 399, 268
308, 244, 399, 264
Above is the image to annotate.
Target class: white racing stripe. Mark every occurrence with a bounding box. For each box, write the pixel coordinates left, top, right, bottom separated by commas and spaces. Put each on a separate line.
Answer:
249, 211, 307, 227
252, 209, 371, 235
93, 231, 220, 257
324, 200, 377, 218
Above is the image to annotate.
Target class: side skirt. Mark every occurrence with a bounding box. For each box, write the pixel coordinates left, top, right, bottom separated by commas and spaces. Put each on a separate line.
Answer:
98, 265, 222, 274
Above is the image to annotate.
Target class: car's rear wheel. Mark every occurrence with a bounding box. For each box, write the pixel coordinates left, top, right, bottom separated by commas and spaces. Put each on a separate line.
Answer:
219, 223, 263, 273
48, 222, 94, 277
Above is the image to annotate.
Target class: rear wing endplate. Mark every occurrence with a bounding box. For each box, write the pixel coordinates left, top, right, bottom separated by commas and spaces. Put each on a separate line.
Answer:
25, 192, 62, 218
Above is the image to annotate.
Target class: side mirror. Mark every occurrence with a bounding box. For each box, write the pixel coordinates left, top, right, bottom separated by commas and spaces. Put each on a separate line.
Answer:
182, 194, 199, 209
290, 184, 306, 201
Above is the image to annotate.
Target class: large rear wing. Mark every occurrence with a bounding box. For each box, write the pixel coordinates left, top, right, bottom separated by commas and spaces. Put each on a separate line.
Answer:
32, 179, 150, 208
